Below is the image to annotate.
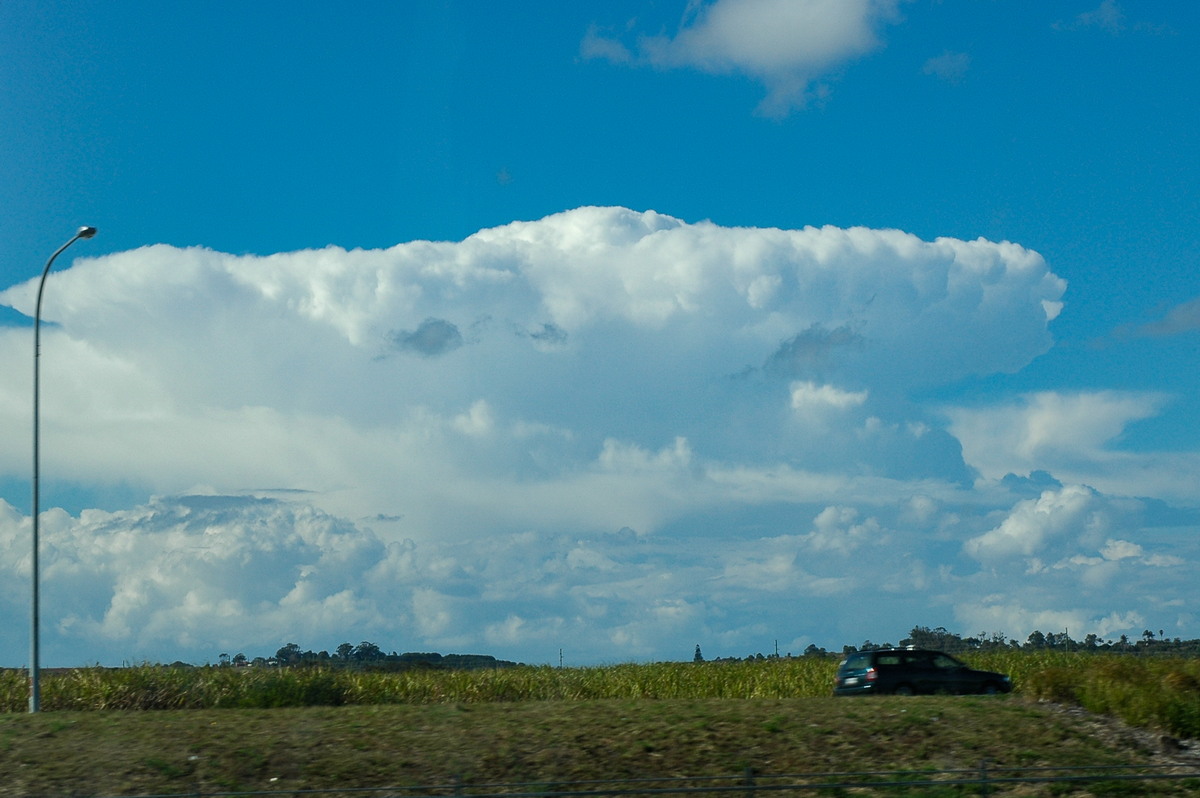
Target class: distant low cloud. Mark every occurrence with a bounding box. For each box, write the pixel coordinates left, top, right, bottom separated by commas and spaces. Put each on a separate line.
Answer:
583, 0, 904, 116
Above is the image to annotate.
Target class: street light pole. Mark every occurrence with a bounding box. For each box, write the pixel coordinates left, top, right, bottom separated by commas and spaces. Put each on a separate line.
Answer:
30, 226, 96, 713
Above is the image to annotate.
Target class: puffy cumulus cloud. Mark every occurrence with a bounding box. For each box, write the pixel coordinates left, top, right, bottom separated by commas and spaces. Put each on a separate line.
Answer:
963, 484, 1191, 572
584, 0, 904, 115
964, 484, 1103, 563
804, 505, 882, 554
1, 484, 1194, 665
954, 486, 1196, 644
0, 495, 393, 663
0, 206, 1192, 664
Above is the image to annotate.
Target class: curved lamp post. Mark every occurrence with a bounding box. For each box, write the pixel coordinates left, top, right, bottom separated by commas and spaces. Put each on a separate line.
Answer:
30, 226, 96, 713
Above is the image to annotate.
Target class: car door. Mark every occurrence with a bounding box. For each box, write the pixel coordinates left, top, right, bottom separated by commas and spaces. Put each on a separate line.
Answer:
899, 651, 966, 693
929, 653, 974, 693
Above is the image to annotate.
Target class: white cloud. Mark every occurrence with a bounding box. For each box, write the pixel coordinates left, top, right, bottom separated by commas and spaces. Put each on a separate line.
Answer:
1100, 538, 1142, 561
946, 390, 1200, 500
954, 483, 1194, 645
964, 484, 1101, 562
0, 208, 1065, 524
1, 482, 1192, 664
805, 505, 881, 554
790, 381, 867, 413
951, 391, 1162, 466
0, 207, 1195, 664
583, 0, 904, 115
954, 601, 1137, 644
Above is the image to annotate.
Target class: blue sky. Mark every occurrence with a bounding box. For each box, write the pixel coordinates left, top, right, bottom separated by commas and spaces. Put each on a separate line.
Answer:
1, 0, 1198, 666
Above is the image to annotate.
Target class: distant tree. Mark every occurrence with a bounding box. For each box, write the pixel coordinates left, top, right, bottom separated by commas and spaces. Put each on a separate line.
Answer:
218, 653, 230, 667
1025, 630, 1046, 649
904, 626, 964, 651
336, 642, 355, 660
693, 645, 704, 663
275, 643, 303, 665
232, 653, 247, 667
353, 641, 383, 661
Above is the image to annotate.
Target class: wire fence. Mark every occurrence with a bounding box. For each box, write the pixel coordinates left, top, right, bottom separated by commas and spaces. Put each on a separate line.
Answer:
90, 762, 1200, 797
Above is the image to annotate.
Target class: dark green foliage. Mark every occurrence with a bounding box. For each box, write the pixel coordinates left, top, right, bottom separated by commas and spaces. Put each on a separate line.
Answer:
244, 641, 521, 672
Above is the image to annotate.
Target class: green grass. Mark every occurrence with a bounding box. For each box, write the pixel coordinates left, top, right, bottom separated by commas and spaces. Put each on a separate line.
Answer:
0, 697, 1187, 796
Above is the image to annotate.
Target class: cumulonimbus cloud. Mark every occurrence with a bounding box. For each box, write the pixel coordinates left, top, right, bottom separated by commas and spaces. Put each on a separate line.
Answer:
0, 207, 1066, 522
6, 206, 1188, 666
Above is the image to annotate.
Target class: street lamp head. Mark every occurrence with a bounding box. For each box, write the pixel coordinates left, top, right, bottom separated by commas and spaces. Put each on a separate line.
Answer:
77, 226, 98, 239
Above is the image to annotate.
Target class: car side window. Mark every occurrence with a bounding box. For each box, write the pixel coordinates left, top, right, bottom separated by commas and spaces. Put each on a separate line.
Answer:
933, 654, 961, 670
876, 655, 901, 666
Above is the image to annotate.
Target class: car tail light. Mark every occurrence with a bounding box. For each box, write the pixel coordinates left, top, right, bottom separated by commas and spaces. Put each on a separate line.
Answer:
865, 667, 878, 682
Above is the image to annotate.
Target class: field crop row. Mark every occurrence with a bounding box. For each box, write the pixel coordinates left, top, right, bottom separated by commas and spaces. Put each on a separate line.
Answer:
4, 652, 1199, 738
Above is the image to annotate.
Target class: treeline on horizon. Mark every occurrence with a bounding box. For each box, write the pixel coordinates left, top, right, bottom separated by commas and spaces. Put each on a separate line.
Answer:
700, 625, 1200, 663
209, 624, 1200, 673
209, 641, 521, 672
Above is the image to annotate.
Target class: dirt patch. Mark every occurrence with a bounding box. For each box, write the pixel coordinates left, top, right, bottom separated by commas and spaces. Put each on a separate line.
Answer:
1042, 701, 1200, 766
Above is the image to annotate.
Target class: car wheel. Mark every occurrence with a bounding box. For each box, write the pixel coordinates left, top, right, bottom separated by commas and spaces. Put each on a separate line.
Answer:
893, 685, 915, 696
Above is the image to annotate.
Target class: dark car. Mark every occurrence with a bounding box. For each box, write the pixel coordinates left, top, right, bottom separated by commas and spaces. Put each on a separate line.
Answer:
833, 648, 1012, 696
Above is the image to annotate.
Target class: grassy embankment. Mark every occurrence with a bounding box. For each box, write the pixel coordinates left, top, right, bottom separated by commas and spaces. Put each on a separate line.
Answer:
1, 652, 1198, 795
